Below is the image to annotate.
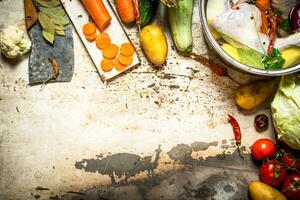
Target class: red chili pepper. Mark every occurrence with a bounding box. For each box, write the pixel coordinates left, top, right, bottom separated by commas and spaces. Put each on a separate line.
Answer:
254, 3, 278, 55
228, 114, 243, 157
266, 9, 277, 54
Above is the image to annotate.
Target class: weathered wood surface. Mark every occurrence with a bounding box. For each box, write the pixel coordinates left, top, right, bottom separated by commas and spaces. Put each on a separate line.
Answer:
0, 1, 275, 199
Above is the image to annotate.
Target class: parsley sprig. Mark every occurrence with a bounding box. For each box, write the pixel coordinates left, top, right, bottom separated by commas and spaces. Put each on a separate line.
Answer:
263, 48, 285, 70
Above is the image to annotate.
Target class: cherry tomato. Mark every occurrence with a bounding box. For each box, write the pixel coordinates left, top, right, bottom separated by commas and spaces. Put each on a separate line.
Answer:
281, 153, 296, 168
276, 144, 297, 168
252, 139, 277, 160
277, 148, 296, 168
282, 173, 300, 200
259, 159, 287, 187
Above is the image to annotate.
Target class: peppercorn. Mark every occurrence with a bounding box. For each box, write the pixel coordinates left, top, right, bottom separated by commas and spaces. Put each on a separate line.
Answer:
254, 114, 269, 131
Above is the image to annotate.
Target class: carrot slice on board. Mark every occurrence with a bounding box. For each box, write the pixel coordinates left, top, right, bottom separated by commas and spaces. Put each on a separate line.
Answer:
101, 58, 114, 72
114, 58, 127, 71
96, 32, 111, 49
102, 44, 119, 59
120, 43, 135, 56
118, 54, 133, 66
82, 22, 96, 36
85, 32, 97, 41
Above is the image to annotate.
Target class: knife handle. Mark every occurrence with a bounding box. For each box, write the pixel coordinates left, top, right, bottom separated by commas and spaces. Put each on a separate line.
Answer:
24, 0, 38, 30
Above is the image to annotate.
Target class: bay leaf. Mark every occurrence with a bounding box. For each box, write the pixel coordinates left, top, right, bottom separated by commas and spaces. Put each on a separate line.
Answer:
39, 6, 65, 17
55, 24, 64, 31
237, 48, 264, 69
55, 29, 65, 36
42, 30, 55, 44
39, 7, 69, 26
38, 12, 55, 34
34, 0, 61, 8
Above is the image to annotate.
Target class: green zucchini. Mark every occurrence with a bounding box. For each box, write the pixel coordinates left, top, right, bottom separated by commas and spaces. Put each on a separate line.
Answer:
140, 0, 158, 27
167, 0, 194, 52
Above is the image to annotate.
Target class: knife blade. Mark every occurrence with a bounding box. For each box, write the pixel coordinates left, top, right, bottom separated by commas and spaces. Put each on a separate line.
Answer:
25, 0, 74, 85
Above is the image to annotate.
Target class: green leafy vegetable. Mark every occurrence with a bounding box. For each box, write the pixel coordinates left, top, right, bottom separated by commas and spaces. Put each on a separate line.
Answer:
271, 73, 300, 150
33, 0, 70, 44
237, 48, 264, 69
263, 48, 285, 70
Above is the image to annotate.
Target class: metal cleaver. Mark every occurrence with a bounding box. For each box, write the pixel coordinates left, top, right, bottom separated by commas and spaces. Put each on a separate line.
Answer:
24, 0, 74, 85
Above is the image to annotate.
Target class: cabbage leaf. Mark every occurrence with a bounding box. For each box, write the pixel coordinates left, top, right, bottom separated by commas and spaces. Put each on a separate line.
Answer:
271, 73, 300, 150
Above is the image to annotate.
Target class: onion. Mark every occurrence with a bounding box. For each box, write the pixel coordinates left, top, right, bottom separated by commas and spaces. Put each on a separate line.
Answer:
289, 4, 300, 32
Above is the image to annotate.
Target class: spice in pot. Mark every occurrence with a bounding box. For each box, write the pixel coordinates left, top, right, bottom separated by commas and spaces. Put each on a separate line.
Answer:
254, 114, 269, 131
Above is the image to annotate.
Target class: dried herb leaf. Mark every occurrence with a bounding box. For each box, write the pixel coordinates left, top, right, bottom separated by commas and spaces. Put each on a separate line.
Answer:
55, 29, 65, 36
34, 0, 61, 8
39, 6, 65, 17
38, 12, 55, 34
237, 48, 264, 69
39, 7, 69, 25
55, 24, 64, 31
42, 30, 55, 44
34, 0, 69, 44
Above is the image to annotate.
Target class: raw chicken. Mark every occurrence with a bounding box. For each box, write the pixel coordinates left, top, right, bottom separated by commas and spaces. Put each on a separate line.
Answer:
211, 3, 300, 54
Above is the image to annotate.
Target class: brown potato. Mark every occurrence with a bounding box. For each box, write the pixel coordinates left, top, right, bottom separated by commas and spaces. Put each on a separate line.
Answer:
249, 181, 287, 200
236, 80, 276, 110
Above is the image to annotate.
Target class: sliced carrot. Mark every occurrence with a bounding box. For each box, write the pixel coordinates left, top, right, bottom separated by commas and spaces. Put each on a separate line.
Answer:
82, 0, 112, 32
120, 43, 134, 56
118, 54, 133, 66
102, 44, 119, 59
114, 58, 127, 71
96, 32, 111, 49
82, 22, 96, 36
101, 58, 114, 72
85, 32, 97, 41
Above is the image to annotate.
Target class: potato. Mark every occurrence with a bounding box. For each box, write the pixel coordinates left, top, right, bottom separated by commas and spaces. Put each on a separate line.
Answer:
281, 47, 300, 68
249, 181, 287, 200
221, 43, 241, 62
140, 25, 168, 65
236, 79, 275, 110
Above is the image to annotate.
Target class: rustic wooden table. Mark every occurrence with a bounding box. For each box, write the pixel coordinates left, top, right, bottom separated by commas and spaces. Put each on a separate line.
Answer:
0, 1, 276, 199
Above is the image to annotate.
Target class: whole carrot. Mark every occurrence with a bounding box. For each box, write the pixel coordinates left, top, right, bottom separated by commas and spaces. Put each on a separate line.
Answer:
115, 0, 135, 24
82, 0, 112, 32
132, 0, 141, 24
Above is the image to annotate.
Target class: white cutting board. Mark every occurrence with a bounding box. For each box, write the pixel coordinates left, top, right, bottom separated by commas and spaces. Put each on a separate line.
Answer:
61, 0, 140, 82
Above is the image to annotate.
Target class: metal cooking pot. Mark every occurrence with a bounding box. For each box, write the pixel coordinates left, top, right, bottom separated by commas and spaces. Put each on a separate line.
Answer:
199, 0, 300, 76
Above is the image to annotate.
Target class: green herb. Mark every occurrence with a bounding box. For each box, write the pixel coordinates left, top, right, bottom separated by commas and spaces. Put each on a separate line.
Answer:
275, 10, 282, 17
263, 48, 285, 70
280, 19, 291, 32
78, 14, 83, 18
33, 0, 70, 44
237, 48, 264, 69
